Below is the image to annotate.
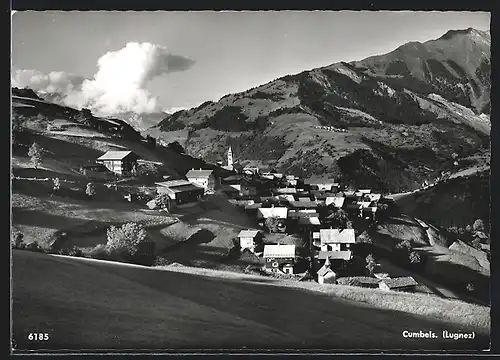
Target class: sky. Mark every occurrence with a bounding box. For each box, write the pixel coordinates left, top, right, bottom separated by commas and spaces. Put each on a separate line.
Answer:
11, 11, 490, 114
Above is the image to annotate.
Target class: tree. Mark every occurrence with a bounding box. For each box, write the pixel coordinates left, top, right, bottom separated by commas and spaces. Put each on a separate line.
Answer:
326, 209, 350, 228
409, 251, 422, 265
471, 237, 482, 250
105, 222, 148, 258
265, 216, 281, 233
28, 142, 42, 169
85, 182, 96, 199
136, 162, 159, 177
11, 229, 25, 249
396, 239, 412, 252
365, 254, 376, 276
52, 177, 61, 193
473, 219, 485, 232
131, 164, 138, 177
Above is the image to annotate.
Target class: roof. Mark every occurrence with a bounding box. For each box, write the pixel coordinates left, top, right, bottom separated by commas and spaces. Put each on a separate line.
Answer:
257, 207, 288, 219
277, 194, 295, 202
97, 150, 135, 161
326, 197, 345, 208
380, 277, 418, 289
289, 201, 319, 209
186, 169, 214, 178
289, 211, 319, 219
317, 250, 352, 260
317, 264, 335, 277
156, 179, 193, 188
165, 184, 205, 193
238, 230, 260, 238
304, 178, 337, 185
358, 201, 373, 208
298, 197, 312, 202
299, 217, 321, 225
263, 244, 296, 258
319, 229, 356, 245
352, 277, 381, 285
244, 203, 262, 210
358, 189, 372, 194
276, 188, 297, 194
365, 193, 382, 201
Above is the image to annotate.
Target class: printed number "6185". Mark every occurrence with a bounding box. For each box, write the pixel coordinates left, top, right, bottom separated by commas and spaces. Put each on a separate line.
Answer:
28, 333, 49, 341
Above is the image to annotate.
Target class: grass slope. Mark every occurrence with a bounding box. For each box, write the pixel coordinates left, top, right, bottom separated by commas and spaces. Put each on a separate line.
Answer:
12, 251, 489, 351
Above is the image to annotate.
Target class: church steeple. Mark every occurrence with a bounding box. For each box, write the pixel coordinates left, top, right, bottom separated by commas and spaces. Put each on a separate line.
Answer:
227, 146, 233, 167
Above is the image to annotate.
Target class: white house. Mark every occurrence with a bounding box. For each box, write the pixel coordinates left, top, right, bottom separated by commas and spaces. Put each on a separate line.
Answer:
237, 229, 261, 252
186, 169, 217, 194
317, 257, 337, 284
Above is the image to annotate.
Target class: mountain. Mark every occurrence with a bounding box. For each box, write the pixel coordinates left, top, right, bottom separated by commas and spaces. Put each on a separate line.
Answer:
150, 28, 490, 193
34, 91, 168, 131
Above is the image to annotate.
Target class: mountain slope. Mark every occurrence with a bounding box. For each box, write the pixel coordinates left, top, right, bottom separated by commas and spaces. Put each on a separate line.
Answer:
12, 250, 489, 350
150, 28, 490, 193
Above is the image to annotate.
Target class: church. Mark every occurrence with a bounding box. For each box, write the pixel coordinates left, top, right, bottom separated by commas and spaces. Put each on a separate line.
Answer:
220, 146, 240, 172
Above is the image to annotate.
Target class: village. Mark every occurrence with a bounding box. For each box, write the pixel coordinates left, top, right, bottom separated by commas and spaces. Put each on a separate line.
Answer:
81, 144, 421, 294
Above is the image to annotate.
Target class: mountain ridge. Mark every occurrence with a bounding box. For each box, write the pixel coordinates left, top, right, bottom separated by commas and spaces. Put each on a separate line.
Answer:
146, 27, 490, 193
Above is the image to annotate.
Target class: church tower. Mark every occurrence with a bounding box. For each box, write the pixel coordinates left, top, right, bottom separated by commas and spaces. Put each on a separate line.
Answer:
227, 146, 233, 167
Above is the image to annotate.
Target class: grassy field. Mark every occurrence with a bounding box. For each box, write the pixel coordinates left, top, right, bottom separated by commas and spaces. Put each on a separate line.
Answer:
368, 216, 490, 305
12, 251, 490, 351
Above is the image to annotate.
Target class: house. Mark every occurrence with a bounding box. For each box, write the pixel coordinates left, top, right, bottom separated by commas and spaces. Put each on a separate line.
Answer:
312, 228, 355, 266
263, 244, 296, 274
314, 228, 356, 251
378, 277, 418, 292
304, 178, 338, 191
155, 179, 204, 207
317, 257, 337, 284
186, 169, 217, 195
298, 216, 321, 233
240, 179, 258, 197
257, 207, 288, 232
341, 277, 381, 289
289, 201, 319, 211
365, 193, 382, 202
277, 194, 295, 203
96, 150, 139, 176
362, 204, 378, 220
325, 196, 345, 208
237, 229, 262, 252
275, 187, 297, 195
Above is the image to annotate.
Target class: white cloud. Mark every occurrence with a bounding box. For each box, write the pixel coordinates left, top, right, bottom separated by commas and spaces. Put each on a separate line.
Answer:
12, 42, 195, 115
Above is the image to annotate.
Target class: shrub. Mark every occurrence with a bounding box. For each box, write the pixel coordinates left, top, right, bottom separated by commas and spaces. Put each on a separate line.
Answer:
265, 216, 281, 233
85, 244, 110, 260
28, 142, 42, 169
25, 241, 41, 252
52, 177, 61, 192
473, 219, 485, 232
471, 237, 482, 250
71, 246, 84, 257
153, 256, 172, 266
409, 251, 422, 265
136, 162, 160, 177
85, 182, 96, 198
365, 254, 376, 276
11, 230, 25, 249
106, 223, 148, 256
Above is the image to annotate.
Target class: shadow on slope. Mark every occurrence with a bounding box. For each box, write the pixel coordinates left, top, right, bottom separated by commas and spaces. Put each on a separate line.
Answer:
12, 251, 489, 351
